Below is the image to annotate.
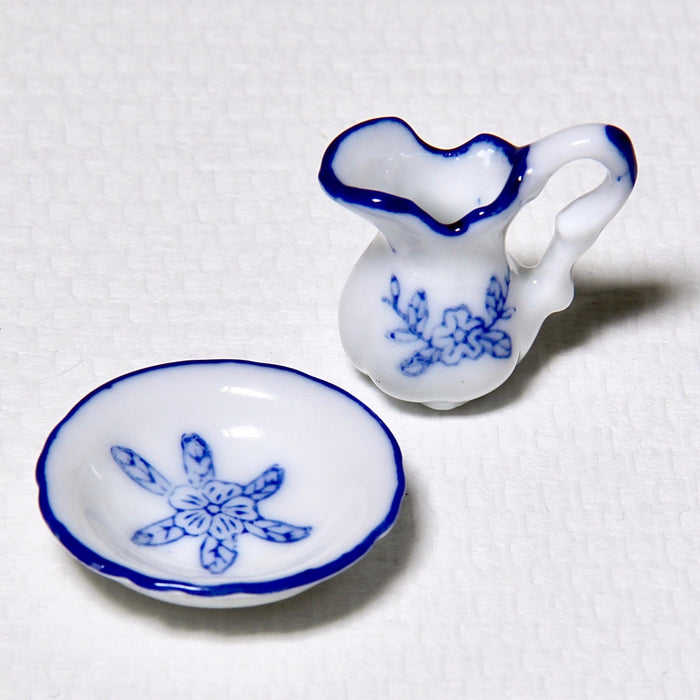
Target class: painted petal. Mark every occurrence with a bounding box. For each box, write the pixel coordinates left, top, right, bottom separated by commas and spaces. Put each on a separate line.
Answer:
244, 519, 311, 543
181, 433, 215, 486
386, 328, 419, 343
441, 340, 463, 365
430, 324, 455, 349
110, 446, 171, 496
174, 508, 211, 536
464, 317, 484, 331
242, 465, 285, 501
200, 535, 237, 574
131, 516, 186, 546
485, 282, 498, 319
399, 351, 431, 377
450, 305, 472, 329
389, 275, 400, 302
209, 513, 244, 540
200, 536, 237, 574
487, 276, 504, 300
221, 495, 259, 521
203, 479, 243, 504
168, 485, 208, 511
407, 290, 428, 332
441, 309, 458, 332
460, 343, 483, 360
480, 329, 512, 358
463, 327, 486, 358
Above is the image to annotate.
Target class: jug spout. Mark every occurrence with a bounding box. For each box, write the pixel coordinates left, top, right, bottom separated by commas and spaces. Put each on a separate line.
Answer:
318, 116, 528, 254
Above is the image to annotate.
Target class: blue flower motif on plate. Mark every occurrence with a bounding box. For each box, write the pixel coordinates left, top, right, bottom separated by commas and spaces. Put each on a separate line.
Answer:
383, 273, 515, 376
110, 433, 311, 574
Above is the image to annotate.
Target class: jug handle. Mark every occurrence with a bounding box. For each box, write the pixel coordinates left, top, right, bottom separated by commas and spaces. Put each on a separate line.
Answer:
511, 124, 637, 351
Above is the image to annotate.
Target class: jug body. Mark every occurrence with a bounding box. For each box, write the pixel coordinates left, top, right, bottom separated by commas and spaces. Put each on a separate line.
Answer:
339, 225, 521, 409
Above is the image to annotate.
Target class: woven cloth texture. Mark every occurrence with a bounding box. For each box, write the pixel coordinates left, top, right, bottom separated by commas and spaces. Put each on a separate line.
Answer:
1, 1, 698, 697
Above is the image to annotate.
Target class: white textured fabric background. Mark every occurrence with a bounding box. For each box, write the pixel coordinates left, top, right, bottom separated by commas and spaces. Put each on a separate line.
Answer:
1, 1, 698, 698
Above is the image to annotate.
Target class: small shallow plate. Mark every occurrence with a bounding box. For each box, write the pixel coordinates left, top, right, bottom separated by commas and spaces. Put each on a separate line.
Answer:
37, 360, 405, 607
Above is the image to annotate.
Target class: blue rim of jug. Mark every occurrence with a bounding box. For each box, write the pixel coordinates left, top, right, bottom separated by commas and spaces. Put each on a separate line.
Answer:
318, 116, 530, 237
36, 359, 406, 598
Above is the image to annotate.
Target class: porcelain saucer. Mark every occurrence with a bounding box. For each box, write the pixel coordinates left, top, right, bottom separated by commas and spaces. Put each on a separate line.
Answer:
37, 360, 405, 608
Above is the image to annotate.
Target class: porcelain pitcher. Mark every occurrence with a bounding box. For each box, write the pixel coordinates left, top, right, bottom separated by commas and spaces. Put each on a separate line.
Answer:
319, 117, 637, 409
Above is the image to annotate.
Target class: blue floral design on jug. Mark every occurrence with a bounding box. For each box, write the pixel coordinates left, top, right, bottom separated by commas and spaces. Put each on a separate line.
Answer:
383, 273, 515, 376
110, 433, 311, 574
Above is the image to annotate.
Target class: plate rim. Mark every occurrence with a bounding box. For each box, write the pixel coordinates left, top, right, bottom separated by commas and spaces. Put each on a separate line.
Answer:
36, 359, 405, 598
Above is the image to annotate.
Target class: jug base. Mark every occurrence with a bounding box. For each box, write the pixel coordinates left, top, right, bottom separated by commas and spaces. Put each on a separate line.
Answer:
423, 400, 467, 410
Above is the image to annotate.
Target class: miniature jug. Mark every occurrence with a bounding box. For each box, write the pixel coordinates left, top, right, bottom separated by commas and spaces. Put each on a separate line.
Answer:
319, 117, 637, 409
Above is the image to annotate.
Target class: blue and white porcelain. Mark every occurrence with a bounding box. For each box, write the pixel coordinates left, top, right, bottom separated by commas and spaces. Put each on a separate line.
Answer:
36, 360, 405, 607
319, 117, 637, 409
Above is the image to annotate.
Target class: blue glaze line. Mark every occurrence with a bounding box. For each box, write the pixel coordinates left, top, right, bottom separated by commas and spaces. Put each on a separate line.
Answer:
319, 116, 529, 238
604, 125, 638, 185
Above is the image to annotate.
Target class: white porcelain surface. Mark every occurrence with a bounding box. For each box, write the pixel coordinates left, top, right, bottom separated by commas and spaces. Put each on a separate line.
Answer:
37, 360, 404, 608
320, 118, 637, 409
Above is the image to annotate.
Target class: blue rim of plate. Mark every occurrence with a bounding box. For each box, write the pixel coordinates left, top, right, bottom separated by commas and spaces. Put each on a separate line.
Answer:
36, 359, 405, 598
